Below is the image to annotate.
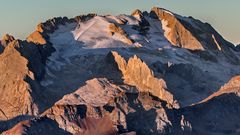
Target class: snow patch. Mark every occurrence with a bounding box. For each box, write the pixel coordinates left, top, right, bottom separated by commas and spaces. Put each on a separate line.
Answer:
212, 34, 222, 51
162, 9, 174, 16
72, 16, 132, 48
145, 17, 173, 49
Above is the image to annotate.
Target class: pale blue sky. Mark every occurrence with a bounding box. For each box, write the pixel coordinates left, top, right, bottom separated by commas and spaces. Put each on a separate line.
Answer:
0, 0, 239, 44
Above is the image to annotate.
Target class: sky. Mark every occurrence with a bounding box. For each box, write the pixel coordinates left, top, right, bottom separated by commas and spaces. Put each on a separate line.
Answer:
0, 0, 239, 44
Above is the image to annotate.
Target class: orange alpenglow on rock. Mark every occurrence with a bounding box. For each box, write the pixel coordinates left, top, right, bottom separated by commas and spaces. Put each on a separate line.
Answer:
199, 75, 240, 104
150, 7, 204, 50
27, 31, 47, 45
1, 34, 15, 47
0, 40, 38, 121
108, 23, 133, 45
1, 6, 240, 135
109, 51, 179, 108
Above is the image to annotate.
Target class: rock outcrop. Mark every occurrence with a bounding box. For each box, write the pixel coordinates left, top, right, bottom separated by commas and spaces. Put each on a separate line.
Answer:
27, 31, 47, 45
0, 37, 51, 122
199, 75, 240, 103
0, 40, 39, 121
150, 7, 237, 52
1, 34, 15, 47
36, 17, 74, 34
108, 51, 179, 108
38, 78, 175, 134
0, 7, 240, 135
131, 9, 150, 27
108, 23, 133, 45
150, 7, 204, 50
178, 76, 240, 135
74, 13, 97, 23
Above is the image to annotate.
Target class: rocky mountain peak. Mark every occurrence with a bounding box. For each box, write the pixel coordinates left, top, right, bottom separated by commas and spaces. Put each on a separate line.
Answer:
0, 40, 39, 121
131, 9, 150, 27
1, 34, 15, 47
74, 13, 97, 23
108, 23, 133, 45
108, 51, 179, 108
0, 6, 240, 135
150, 7, 205, 50
131, 9, 143, 19
150, 7, 237, 52
26, 31, 47, 45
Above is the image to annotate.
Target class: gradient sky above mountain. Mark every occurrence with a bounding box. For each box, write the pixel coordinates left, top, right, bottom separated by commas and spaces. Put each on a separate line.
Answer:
0, 0, 239, 44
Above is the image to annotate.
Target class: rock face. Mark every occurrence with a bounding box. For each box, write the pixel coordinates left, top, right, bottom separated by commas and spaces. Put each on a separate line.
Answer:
1, 34, 15, 47
131, 9, 150, 27
40, 78, 175, 135
150, 7, 204, 50
150, 7, 237, 52
0, 40, 38, 121
36, 17, 74, 34
0, 7, 240, 135
108, 51, 178, 108
199, 75, 240, 103
55, 78, 123, 107
108, 23, 133, 45
27, 31, 47, 45
177, 76, 240, 135
0, 39, 49, 125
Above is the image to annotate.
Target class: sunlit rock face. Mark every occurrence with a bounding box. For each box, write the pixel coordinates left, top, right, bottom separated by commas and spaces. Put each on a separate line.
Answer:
177, 76, 240, 135
0, 7, 240, 135
27, 31, 47, 45
150, 7, 204, 51
1, 34, 15, 47
0, 40, 39, 121
108, 51, 179, 108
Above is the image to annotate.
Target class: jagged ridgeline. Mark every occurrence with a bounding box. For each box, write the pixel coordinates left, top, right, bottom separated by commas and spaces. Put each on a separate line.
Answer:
0, 7, 240, 135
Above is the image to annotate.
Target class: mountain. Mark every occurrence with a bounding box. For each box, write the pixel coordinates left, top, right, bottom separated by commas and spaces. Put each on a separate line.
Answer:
0, 7, 240, 135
